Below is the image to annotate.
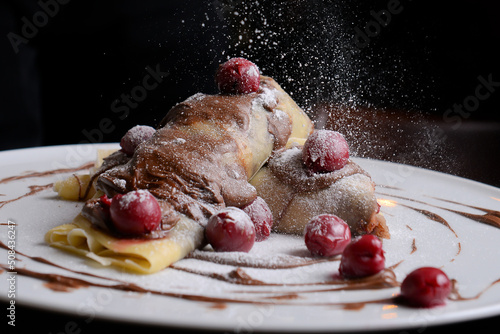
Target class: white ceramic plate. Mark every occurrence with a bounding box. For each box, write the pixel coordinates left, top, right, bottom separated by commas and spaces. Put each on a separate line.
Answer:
1, 144, 499, 332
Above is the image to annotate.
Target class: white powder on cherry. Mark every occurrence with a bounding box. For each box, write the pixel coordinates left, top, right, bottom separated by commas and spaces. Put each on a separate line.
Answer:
306, 130, 347, 164
126, 125, 156, 143
118, 189, 151, 210
223, 207, 254, 231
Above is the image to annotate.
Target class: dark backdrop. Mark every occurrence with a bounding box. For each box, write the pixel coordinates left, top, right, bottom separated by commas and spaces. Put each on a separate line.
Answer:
1, 1, 499, 181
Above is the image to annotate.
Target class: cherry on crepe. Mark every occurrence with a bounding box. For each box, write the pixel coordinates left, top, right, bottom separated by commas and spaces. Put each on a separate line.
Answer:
241, 196, 273, 242
400, 267, 452, 308
339, 234, 385, 278
205, 207, 256, 252
109, 190, 162, 235
303, 130, 350, 174
304, 214, 351, 257
120, 125, 156, 156
215, 57, 260, 94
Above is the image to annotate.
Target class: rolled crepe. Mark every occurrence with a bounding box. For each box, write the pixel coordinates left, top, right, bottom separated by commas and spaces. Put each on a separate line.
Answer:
45, 76, 314, 274
250, 146, 389, 238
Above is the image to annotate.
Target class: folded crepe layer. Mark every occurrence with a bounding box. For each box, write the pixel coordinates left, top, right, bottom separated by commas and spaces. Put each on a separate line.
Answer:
45, 214, 204, 274
250, 147, 389, 238
45, 76, 314, 274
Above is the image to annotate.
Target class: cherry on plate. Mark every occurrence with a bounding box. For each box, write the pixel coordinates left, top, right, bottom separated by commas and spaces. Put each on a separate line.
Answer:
303, 130, 350, 174
400, 267, 451, 308
339, 234, 385, 279
241, 196, 273, 242
109, 190, 162, 235
304, 214, 351, 257
205, 207, 256, 252
215, 57, 260, 94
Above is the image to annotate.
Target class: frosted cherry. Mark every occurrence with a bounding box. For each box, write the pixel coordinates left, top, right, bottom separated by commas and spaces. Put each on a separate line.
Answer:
120, 125, 156, 156
215, 58, 260, 94
205, 207, 256, 252
109, 190, 162, 235
303, 130, 350, 173
241, 196, 273, 242
304, 214, 351, 257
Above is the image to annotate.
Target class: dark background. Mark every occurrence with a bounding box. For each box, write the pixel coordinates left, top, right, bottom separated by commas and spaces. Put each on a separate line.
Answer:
1, 1, 500, 333
1, 0, 499, 186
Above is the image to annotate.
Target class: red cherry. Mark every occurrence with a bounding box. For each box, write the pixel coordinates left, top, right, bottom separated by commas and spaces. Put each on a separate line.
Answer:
400, 267, 451, 308
304, 214, 351, 257
99, 194, 112, 208
205, 207, 256, 252
241, 196, 273, 242
303, 130, 350, 173
120, 125, 156, 156
215, 57, 260, 94
339, 235, 385, 278
109, 190, 162, 235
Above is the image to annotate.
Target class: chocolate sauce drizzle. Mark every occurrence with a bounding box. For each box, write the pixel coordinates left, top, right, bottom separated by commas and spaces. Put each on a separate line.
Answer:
0, 184, 53, 209
1, 164, 500, 310
0, 161, 94, 209
0, 162, 93, 185
377, 191, 500, 230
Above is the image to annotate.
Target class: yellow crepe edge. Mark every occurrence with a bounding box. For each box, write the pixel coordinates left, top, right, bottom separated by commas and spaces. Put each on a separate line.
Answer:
45, 214, 204, 274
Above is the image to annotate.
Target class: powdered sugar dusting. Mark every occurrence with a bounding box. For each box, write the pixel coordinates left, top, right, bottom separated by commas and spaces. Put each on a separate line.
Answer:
112, 178, 127, 189
224, 207, 254, 231
172, 138, 186, 145
273, 109, 287, 120
188, 233, 314, 269
185, 93, 206, 103
119, 189, 152, 210
252, 86, 277, 111
246, 65, 259, 79
306, 130, 348, 164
